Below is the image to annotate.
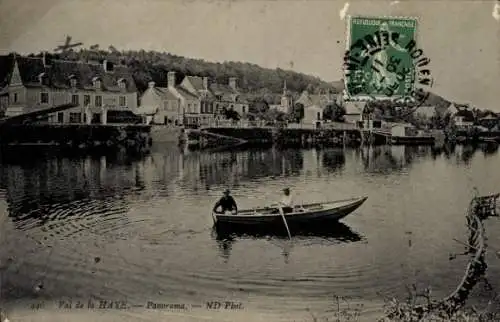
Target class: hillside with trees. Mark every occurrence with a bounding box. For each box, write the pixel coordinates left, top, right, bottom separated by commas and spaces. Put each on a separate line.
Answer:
32, 49, 334, 99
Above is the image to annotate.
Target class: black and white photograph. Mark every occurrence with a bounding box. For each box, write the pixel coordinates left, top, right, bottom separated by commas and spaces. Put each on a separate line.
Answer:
1, 0, 500, 321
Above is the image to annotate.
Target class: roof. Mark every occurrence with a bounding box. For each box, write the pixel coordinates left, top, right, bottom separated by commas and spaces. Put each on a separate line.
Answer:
455, 109, 475, 122
176, 85, 199, 99
209, 83, 238, 95
0, 54, 14, 88
154, 87, 179, 100
295, 91, 335, 108
480, 114, 498, 120
184, 76, 205, 92
344, 101, 366, 115
11, 56, 137, 93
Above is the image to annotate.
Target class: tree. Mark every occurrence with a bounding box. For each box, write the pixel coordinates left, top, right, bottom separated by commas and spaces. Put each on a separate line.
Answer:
262, 109, 286, 122
323, 103, 346, 122
223, 107, 240, 121
290, 104, 304, 123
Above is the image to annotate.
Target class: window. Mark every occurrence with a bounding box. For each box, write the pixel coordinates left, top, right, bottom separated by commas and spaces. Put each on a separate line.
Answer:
40, 92, 49, 104
13, 92, 18, 103
70, 78, 77, 88
242, 106, 246, 114
118, 80, 126, 89
83, 113, 87, 124
119, 96, 126, 107
84, 95, 91, 106
71, 94, 79, 105
94, 79, 101, 89
164, 101, 169, 111
57, 112, 64, 123
69, 112, 82, 123
95, 95, 102, 107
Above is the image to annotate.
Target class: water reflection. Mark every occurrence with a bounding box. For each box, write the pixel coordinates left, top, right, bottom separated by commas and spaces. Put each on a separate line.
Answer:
0, 154, 150, 239
150, 145, 305, 190
360, 145, 418, 173
212, 222, 364, 261
0, 143, 495, 239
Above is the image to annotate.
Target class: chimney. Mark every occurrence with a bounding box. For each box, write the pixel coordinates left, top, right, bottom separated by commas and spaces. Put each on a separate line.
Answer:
203, 77, 208, 90
167, 71, 176, 88
229, 77, 237, 90
148, 81, 155, 89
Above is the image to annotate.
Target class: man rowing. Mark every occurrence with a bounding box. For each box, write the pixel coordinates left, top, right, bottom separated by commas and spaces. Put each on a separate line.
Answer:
213, 189, 238, 214
272, 187, 294, 214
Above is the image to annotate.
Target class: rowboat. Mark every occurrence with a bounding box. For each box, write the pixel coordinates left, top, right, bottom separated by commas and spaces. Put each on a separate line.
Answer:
212, 196, 368, 228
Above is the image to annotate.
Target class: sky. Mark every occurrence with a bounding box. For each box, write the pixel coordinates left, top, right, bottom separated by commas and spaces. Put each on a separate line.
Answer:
0, 0, 499, 110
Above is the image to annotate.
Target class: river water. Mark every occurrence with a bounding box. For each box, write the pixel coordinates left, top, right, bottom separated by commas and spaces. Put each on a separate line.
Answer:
1, 143, 500, 321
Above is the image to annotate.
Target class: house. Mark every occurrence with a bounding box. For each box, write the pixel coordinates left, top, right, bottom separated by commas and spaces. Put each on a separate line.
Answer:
294, 90, 336, 125
477, 112, 498, 129
390, 123, 418, 137
209, 77, 249, 118
179, 75, 215, 126
344, 101, 366, 124
3, 53, 138, 124
453, 109, 475, 128
303, 105, 323, 126
138, 72, 204, 127
137, 79, 181, 125
269, 80, 293, 114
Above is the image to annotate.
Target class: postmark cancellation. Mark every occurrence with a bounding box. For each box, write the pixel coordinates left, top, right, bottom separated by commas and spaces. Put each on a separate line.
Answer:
343, 15, 433, 107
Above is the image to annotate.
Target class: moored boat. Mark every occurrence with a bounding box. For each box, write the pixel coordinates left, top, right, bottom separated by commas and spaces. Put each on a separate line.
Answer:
211, 196, 368, 229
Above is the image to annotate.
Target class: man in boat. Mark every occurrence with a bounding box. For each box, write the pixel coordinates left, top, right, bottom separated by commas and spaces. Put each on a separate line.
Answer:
272, 187, 294, 214
213, 189, 238, 214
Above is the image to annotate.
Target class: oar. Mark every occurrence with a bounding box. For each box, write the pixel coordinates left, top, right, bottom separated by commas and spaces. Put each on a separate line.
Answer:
278, 206, 292, 240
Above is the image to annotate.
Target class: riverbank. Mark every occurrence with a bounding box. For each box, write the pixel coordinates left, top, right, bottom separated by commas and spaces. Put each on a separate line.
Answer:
176, 125, 500, 150
183, 127, 363, 149
0, 124, 153, 155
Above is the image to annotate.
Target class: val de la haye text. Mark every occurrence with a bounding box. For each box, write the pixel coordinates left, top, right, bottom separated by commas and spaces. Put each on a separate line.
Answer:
56, 299, 135, 310
43, 299, 245, 311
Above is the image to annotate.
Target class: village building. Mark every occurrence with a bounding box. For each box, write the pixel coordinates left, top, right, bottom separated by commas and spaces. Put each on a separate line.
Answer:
1, 54, 138, 124
179, 75, 215, 126
138, 73, 248, 127
294, 90, 336, 126
209, 77, 249, 119
453, 109, 475, 129
477, 112, 498, 130
137, 79, 181, 125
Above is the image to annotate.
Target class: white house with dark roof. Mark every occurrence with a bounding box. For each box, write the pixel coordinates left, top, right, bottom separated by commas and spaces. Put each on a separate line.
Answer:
3, 54, 138, 124
138, 77, 181, 125
295, 90, 336, 124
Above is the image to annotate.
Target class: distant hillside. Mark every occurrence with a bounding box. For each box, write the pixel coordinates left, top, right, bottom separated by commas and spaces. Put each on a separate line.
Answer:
28, 49, 332, 98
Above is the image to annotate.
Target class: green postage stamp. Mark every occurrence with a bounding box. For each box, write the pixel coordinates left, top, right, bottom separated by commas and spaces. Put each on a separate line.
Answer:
343, 16, 432, 104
